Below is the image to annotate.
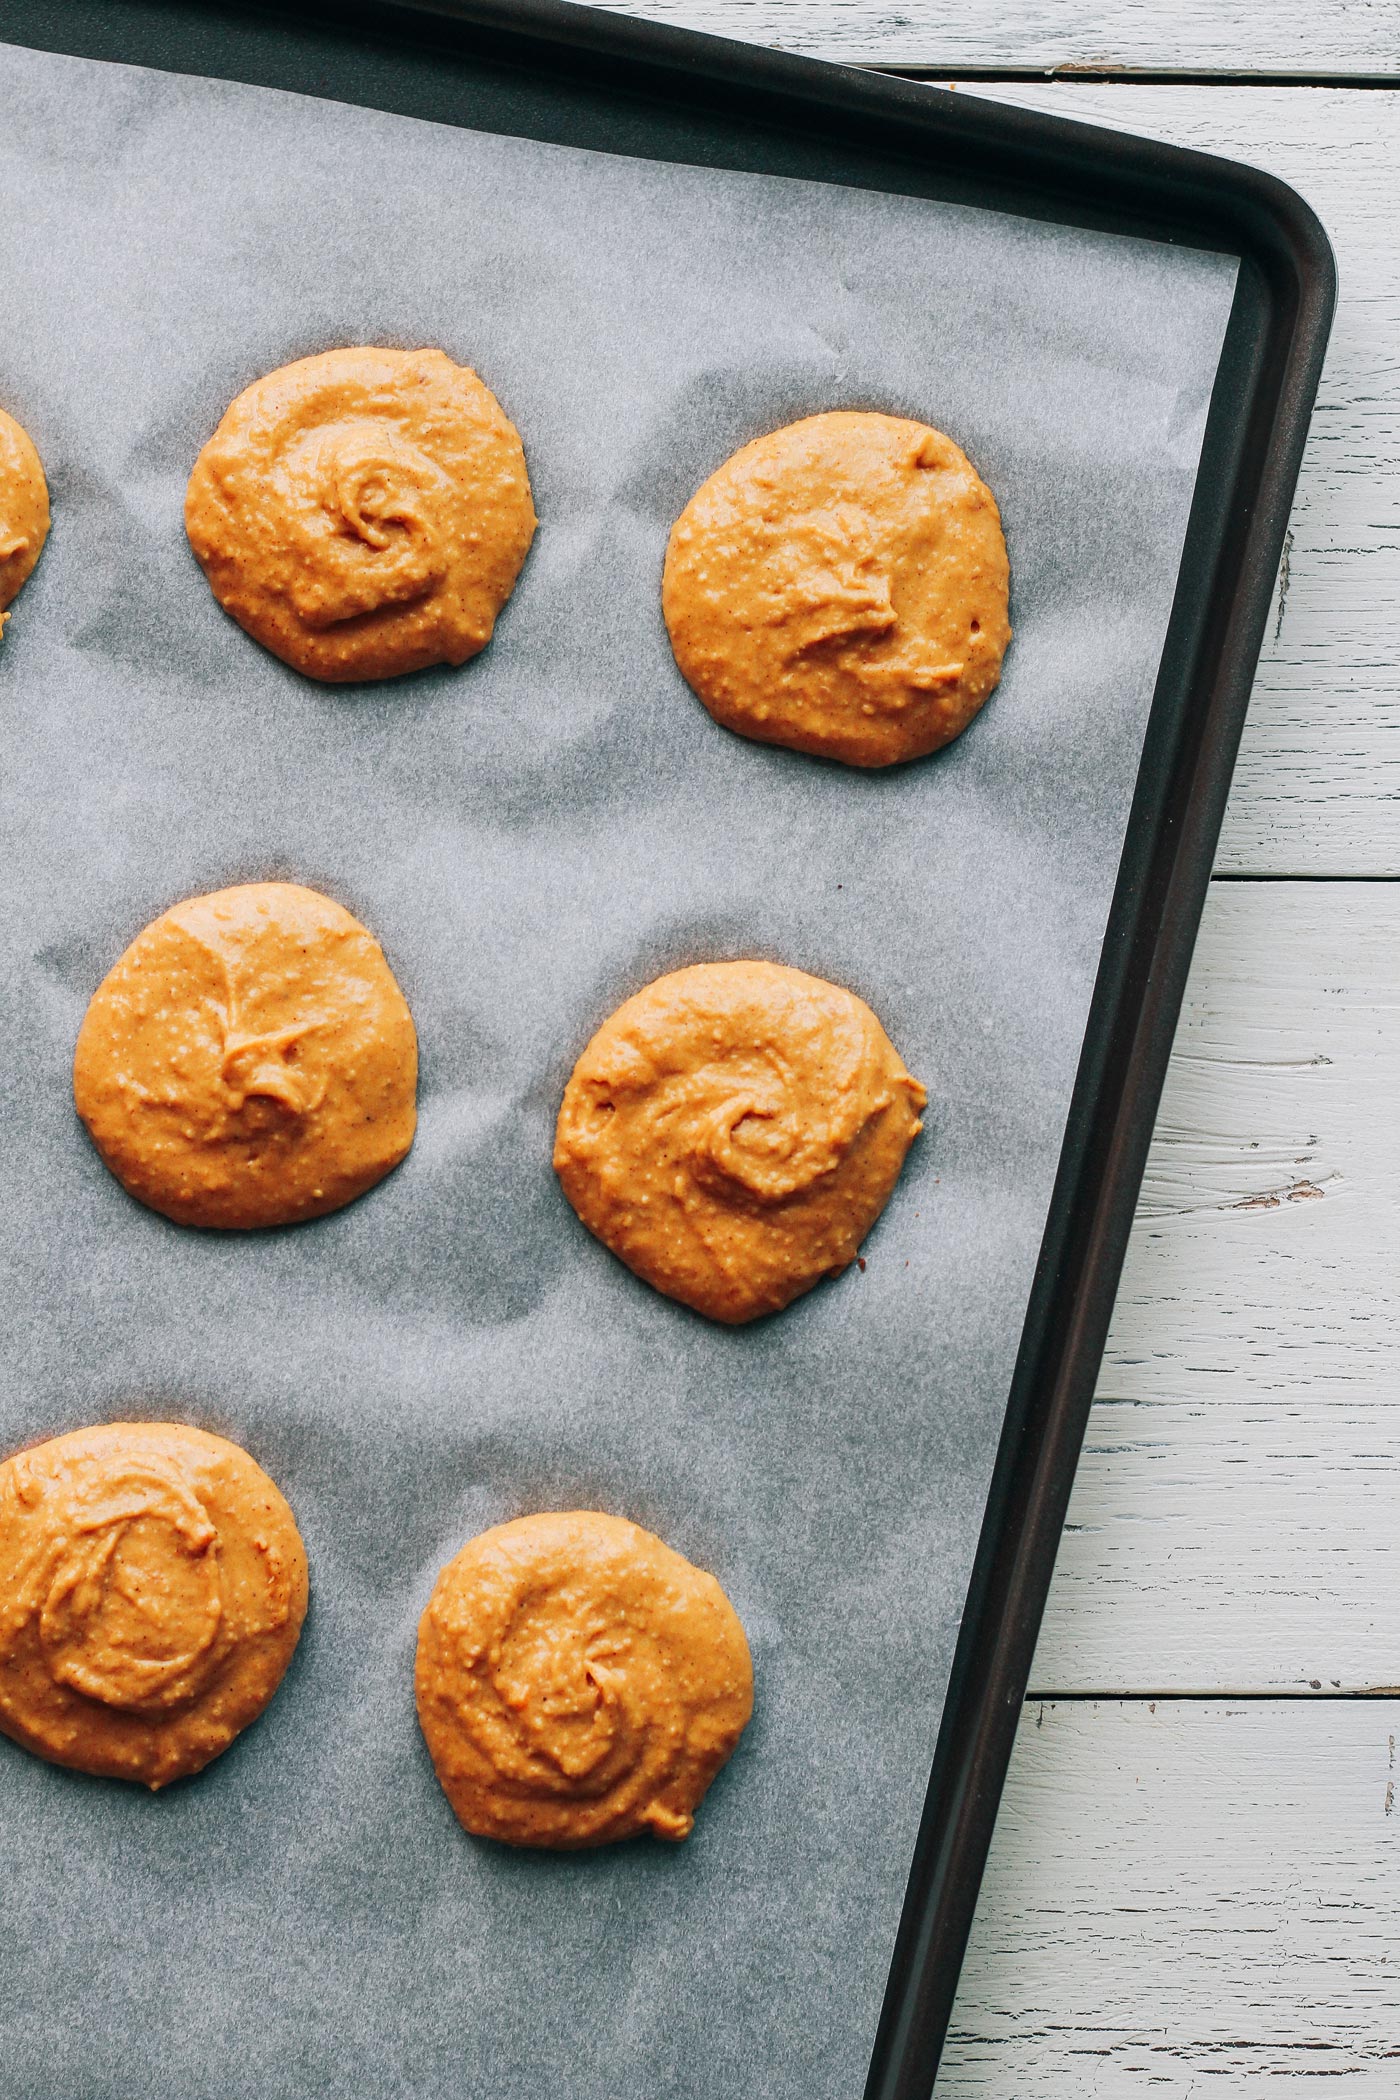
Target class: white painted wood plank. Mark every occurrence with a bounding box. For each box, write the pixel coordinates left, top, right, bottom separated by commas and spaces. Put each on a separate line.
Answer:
957, 86, 1399, 877
579, 0, 1399, 73
941, 1698, 1400, 2093
1029, 881, 1400, 1694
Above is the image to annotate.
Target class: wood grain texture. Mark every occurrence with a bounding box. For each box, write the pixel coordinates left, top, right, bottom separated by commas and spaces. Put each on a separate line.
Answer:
961, 85, 1399, 878
942, 1698, 1400, 2093
578, 0, 1400, 72
1029, 882, 1400, 1693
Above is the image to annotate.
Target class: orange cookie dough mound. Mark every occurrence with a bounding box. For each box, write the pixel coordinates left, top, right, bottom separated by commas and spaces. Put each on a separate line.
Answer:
416, 1511, 753, 1848
663, 410, 1010, 767
185, 346, 536, 682
0, 405, 50, 636
0, 1422, 307, 1789
73, 881, 417, 1230
554, 960, 926, 1323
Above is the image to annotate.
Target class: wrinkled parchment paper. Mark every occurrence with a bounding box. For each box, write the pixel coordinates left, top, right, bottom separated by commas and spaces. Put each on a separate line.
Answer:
0, 41, 1238, 2100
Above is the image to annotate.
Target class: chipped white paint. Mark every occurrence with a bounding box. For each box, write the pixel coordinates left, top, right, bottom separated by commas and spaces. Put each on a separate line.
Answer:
579, 0, 1400, 73
1032, 882, 1400, 1694
942, 1699, 1400, 2093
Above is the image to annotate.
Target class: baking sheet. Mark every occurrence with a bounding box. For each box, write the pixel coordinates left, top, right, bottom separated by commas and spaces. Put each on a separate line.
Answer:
0, 38, 1238, 2100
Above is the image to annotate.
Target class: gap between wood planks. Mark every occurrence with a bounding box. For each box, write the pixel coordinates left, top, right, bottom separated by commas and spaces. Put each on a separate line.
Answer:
1212, 872, 1400, 882
1030, 1688, 1400, 1701
879, 67, 1400, 86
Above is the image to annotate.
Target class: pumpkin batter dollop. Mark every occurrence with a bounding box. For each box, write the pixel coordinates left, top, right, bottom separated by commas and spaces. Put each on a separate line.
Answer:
73, 881, 417, 1230
416, 1511, 752, 1848
0, 405, 50, 639
0, 1422, 307, 1788
554, 960, 926, 1323
185, 346, 536, 682
663, 410, 1010, 767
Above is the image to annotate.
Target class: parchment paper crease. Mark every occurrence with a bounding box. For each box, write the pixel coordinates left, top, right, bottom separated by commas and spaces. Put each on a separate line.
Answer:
0, 41, 1236, 2100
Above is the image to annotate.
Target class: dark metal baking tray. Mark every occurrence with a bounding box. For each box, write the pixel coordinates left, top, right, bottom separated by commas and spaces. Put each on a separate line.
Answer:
2, 1, 1335, 2091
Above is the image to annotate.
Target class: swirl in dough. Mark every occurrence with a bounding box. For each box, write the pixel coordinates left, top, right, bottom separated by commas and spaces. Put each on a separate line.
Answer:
663, 411, 1010, 767
415, 1511, 753, 1848
0, 405, 50, 636
185, 347, 536, 682
0, 1423, 307, 1788
554, 960, 926, 1323
73, 881, 417, 1230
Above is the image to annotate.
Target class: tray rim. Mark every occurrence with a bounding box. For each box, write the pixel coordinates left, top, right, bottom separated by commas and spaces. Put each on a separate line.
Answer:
3, 4, 1337, 2093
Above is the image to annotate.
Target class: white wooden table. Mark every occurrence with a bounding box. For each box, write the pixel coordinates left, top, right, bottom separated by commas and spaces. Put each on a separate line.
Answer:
591, 4, 1399, 2085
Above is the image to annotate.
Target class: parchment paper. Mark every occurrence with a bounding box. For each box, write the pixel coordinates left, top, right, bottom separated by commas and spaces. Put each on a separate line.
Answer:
0, 39, 1238, 2100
